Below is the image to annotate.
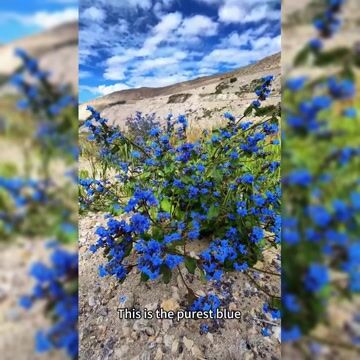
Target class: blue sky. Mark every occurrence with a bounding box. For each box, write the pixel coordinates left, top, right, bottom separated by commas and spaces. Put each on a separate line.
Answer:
0, 0, 78, 43
79, 0, 281, 103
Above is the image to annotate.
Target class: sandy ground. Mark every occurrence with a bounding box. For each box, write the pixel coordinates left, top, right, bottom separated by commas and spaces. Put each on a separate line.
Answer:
0, 240, 68, 360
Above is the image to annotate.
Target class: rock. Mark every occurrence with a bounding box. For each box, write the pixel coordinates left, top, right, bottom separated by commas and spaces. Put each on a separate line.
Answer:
191, 345, 203, 358
139, 352, 151, 360
154, 348, 163, 360
144, 302, 158, 311
243, 352, 254, 360
171, 339, 179, 353
114, 345, 129, 359
122, 326, 131, 337
195, 290, 206, 297
229, 302, 237, 311
162, 319, 172, 332
161, 298, 180, 312
171, 286, 181, 302
122, 293, 135, 308
206, 333, 214, 343
88, 296, 96, 307
183, 337, 194, 351
133, 319, 148, 332
145, 326, 155, 336
164, 334, 174, 348
148, 342, 157, 350
131, 330, 140, 340
99, 307, 108, 316
273, 326, 281, 343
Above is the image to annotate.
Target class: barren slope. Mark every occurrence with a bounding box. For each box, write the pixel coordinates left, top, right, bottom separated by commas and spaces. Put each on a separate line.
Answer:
79, 53, 281, 129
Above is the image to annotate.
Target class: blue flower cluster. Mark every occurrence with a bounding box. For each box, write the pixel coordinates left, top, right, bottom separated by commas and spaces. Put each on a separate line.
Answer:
309, 0, 344, 50
252, 75, 274, 108
83, 75, 280, 322
19, 243, 78, 358
0, 176, 47, 232
10, 49, 77, 158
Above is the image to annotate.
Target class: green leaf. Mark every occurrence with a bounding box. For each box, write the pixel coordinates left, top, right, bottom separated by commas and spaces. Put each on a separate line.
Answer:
160, 198, 172, 212
184, 258, 197, 274
294, 45, 311, 66
207, 204, 220, 220
269, 297, 281, 310
161, 265, 172, 284
243, 105, 253, 117
140, 272, 149, 282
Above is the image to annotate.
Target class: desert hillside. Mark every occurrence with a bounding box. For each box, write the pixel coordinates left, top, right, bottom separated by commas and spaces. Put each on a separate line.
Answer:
80, 52, 281, 128
0, 21, 78, 91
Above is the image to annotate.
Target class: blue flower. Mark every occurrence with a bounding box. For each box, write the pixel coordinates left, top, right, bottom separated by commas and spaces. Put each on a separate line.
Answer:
286, 77, 307, 92
165, 254, 184, 269
130, 213, 151, 234
284, 294, 300, 313
304, 264, 329, 292
19, 295, 33, 309
282, 326, 302, 342
35, 331, 53, 353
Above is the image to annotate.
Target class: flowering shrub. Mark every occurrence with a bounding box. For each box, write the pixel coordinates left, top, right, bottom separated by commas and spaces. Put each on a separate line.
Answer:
1, 49, 78, 358
81, 76, 280, 308
10, 48, 78, 160
282, 0, 360, 349
125, 111, 161, 141
0, 49, 78, 240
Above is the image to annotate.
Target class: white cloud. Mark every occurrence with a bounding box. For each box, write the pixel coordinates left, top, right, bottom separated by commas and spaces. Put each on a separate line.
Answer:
82, 7, 106, 22
202, 33, 280, 68
219, 4, 245, 23
178, 15, 218, 37
218, 0, 279, 24
97, 83, 130, 95
128, 74, 190, 88
0, 8, 78, 30
137, 57, 179, 72
104, 65, 126, 81
81, 83, 130, 96
79, 70, 92, 79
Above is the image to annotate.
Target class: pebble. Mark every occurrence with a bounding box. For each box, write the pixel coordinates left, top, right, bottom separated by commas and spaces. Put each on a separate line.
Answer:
171, 339, 179, 353
133, 319, 148, 332
122, 326, 131, 337
273, 326, 281, 343
154, 348, 163, 360
114, 345, 129, 359
164, 334, 174, 348
145, 326, 155, 336
161, 298, 180, 312
206, 333, 214, 343
191, 345, 203, 358
162, 319, 172, 332
99, 307, 108, 316
183, 336, 194, 351
88, 296, 96, 307
139, 351, 151, 360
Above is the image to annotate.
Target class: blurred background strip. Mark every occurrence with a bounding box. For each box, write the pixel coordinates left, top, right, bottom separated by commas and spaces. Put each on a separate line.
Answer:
282, 0, 360, 359
0, 1, 78, 359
